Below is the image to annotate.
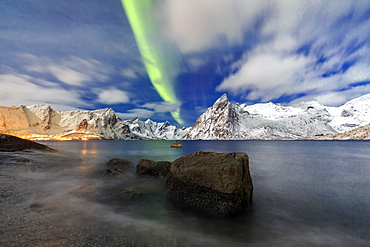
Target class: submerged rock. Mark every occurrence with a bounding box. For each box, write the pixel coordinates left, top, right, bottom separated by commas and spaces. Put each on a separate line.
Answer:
137, 159, 172, 177
165, 151, 253, 216
103, 158, 135, 177
105, 158, 135, 168
115, 189, 143, 199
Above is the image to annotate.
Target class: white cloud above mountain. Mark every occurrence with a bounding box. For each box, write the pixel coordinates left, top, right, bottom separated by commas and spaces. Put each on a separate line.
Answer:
96, 88, 130, 105
160, 0, 370, 106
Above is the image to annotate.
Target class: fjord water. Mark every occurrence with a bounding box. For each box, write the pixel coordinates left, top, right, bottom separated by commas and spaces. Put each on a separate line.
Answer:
6, 140, 370, 246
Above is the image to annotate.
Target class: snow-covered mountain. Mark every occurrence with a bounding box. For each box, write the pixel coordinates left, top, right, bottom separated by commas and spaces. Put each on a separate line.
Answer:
120, 117, 189, 140
2, 93, 369, 141
0, 105, 189, 140
306, 124, 370, 140
183, 94, 370, 140
324, 94, 370, 133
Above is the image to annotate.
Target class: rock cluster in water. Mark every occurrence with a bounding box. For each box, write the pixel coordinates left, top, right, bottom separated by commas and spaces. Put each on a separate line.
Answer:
106, 151, 253, 216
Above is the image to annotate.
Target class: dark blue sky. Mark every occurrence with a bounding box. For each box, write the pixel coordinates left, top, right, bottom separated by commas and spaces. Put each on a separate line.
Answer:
1, 0, 370, 126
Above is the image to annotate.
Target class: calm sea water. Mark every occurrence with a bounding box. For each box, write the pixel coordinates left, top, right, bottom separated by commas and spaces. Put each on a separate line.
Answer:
14, 140, 370, 246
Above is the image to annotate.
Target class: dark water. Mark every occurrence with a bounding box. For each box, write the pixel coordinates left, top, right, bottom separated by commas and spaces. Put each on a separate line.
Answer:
2, 140, 370, 246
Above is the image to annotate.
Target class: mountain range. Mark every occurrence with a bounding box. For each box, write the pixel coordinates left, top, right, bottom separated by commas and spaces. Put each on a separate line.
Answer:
0, 105, 189, 140
1, 93, 369, 140
183, 94, 370, 140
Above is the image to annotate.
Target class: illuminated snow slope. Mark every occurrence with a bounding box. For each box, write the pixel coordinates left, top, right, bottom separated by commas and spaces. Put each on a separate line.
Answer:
183, 94, 370, 140
0, 105, 189, 140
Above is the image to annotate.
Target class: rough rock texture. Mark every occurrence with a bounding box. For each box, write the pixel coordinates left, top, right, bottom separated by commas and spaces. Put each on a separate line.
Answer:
0, 134, 51, 152
103, 158, 135, 177
165, 151, 253, 216
105, 158, 135, 169
136, 159, 172, 177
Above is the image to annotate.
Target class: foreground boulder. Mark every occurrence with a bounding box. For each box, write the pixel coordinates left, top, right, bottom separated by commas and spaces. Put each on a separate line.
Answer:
165, 151, 253, 216
0, 134, 51, 152
137, 159, 172, 177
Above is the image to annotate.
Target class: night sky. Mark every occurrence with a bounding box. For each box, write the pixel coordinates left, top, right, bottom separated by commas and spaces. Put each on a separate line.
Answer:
1, 0, 370, 126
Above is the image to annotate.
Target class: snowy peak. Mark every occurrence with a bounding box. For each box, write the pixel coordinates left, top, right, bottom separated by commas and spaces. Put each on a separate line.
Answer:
214, 93, 229, 105
0, 105, 190, 140
121, 118, 190, 140
184, 95, 244, 139
184, 93, 370, 140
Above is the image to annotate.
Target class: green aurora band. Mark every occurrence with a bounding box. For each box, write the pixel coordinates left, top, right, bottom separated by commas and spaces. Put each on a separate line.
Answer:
121, 0, 184, 124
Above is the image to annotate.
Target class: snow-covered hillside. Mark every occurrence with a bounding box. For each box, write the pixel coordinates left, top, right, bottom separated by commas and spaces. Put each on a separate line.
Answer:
117, 117, 190, 140
183, 94, 370, 140
0, 105, 189, 140
306, 124, 370, 140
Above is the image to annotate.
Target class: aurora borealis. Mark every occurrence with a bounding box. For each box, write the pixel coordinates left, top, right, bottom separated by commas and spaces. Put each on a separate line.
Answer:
121, 0, 183, 124
0, 0, 370, 126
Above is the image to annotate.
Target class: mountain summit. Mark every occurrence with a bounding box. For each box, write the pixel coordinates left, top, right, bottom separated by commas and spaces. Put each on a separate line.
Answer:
183, 94, 370, 140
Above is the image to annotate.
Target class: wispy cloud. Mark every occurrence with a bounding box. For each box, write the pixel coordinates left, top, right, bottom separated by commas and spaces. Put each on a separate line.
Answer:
0, 73, 87, 109
0, 54, 136, 111
161, 0, 370, 106
159, 0, 264, 53
117, 101, 181, 121
23, 54, 113, 86
117, 109, 154, 120
214, 1, 370, 105
95, 88, 130, 105
141, 101, 181, 113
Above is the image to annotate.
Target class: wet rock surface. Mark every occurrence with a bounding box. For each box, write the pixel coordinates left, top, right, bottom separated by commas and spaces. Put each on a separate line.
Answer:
103, 158, 135, 177
165, 151, 253, 216
136, 159, 172, 177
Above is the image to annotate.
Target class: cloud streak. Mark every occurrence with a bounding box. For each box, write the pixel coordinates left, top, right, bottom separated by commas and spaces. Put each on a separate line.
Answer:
0, 73, 87, 110
161, 0, 370, 106
23, 54, 113, 86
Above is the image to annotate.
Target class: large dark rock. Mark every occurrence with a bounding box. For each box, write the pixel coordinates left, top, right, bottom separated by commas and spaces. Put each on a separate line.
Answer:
137, 159, 172, 177
165, 151, 253, 216
0, 134, 51, 152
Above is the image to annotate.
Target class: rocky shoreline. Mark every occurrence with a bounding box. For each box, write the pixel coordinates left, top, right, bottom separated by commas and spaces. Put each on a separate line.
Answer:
0, 136, 254, 246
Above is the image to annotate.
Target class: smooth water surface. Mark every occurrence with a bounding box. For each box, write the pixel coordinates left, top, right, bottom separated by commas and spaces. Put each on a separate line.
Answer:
2, 140, 370, 246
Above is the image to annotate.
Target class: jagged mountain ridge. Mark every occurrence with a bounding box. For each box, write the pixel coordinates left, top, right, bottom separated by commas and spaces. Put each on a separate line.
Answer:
0, 105, 189, 140
1, 93, 369, 140
183, 94, 370, 140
